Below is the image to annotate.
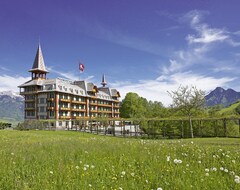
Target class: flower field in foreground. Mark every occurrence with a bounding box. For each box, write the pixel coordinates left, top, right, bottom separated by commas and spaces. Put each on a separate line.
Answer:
0, 131, 239, 190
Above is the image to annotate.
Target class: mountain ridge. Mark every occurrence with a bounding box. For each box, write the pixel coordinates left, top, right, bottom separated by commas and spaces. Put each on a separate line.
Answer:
0, 91, 24, 123
205, 87, 240, 107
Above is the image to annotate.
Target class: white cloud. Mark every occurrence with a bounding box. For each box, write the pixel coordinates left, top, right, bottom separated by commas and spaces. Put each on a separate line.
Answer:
48, 66, 95, 83
161, 10, 240, 76
0, 75, 31, 92
112, 72, 235, 106
187, 27, 229, 44
162, 59, 183, 74
0, 66, 10, 71
184, 10, 240, 46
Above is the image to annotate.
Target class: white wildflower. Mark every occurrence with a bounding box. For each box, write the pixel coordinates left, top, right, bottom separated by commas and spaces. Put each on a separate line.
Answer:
235, 178, 240, 184
212, 167, 217, 172
224, 169, 229, 173
235, 175, 240, 180
205, 168, 210, 172
174, 159, 182, 164
166, 156, 170, 162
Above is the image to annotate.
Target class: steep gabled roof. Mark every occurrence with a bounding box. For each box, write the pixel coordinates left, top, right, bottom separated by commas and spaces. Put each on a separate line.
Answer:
28, 44, 48, 73
111, 89, 121, 97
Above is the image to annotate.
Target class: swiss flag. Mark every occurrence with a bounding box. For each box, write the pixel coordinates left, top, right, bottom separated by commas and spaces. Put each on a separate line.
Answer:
79, 63, 84, 72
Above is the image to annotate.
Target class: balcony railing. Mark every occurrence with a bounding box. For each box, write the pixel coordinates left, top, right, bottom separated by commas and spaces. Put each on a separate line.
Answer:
72, 100, 86, 104
59, 116, 71, 119
20, 91, 38, 95
47, 107, 55, 110
98, 110, 112, 114
71, 108, 86, 112
25, 107, 35, 110
98, 104, 112, 108
59, 98, 71, 102
59, 107, 71, 111
25, 99, 35, 102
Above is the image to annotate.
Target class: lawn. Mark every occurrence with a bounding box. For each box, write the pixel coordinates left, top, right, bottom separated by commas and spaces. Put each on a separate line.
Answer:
0, 130, 239, 190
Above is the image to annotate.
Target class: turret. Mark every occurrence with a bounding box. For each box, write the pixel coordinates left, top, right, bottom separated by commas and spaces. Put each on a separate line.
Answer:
28, 43, 48, 80
101, 74, 107, 87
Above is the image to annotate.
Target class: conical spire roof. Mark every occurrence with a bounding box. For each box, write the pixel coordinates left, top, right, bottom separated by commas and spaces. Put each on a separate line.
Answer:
29, 43, 48, 73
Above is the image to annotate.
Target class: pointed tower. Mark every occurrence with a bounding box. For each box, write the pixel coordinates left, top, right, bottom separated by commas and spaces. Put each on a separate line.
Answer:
101, 74, 107, 87
28, 43, 48, 80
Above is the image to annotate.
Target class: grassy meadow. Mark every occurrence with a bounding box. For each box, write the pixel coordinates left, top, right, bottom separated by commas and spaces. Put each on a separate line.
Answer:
0, 130, 239, 190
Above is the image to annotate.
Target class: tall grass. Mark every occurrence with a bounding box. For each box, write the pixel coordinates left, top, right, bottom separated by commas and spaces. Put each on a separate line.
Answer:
0, 131, 239, 190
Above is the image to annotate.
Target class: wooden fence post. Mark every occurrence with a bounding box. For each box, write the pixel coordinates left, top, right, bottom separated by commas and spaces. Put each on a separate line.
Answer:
181, 120, 184, 138
223, 118, 227, 137
239, 119, 240, 135
113, 120, 115, 136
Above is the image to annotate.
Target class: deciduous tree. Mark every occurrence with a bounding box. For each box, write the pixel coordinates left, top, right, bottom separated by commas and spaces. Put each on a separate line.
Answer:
168, 85, 205, 138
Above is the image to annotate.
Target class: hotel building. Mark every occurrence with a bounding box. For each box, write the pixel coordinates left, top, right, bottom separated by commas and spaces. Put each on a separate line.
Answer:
18, 44, 121, 129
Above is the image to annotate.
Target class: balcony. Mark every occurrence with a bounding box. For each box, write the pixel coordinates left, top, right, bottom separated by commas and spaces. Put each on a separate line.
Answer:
59, 116, 71, 119
72, 100, 86, 104
25, 99, 35, 102
72, 108, 86, 112
98, 110, 112, 114
25, 107, 35, 110
59, 107, 71, 111
20, 91, 38, 95
59, 99, 71, 102
114, 105, 120, 108
72, 116, 86, 119
98, 104, 112, 108
90, 110, 98, 113
89, 102, 98, 106
47, 107, 55, 110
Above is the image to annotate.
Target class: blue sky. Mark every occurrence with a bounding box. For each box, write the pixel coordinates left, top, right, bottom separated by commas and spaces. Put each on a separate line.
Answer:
0, 0, 240, 105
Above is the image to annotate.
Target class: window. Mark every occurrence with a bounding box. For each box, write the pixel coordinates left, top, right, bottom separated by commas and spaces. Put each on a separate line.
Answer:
26, 111, 35, 116
39, 98, 45, 104
49, 111, 55, 117
48, 93, 54, 98
39, 106, 46, 112
40, 116, 46, 119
